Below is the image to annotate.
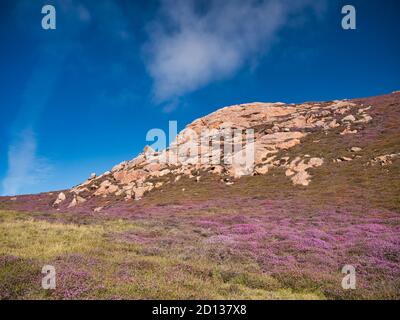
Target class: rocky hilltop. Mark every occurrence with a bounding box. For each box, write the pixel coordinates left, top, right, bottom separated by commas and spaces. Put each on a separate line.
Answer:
49, 92, 399, 210
1, 91, 399, 300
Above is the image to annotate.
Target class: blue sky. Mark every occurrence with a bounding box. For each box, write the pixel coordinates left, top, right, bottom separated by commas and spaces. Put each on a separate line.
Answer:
0, 0, 399, 195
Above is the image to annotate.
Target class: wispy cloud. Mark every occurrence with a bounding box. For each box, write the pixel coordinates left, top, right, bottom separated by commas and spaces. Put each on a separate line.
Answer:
1, 129, 51, 196
144, 0, 326, 103
1, 0, 93, 196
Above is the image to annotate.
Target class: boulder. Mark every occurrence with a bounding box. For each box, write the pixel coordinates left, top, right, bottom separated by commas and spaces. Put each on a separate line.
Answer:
285, 169, 295, 177
111, 162, 126, 173
340, 127, 358, 135
53, 192, 66, 206
342, 115, 356, 122
133, 186, 148, 200
76, 196, 86, 204
155, 182, 164, 188
158, 169, 171, 177
308, 158, 324, 167
68, 195, 87, 208
255, 165, 270, 175
114, 169, 148, 184
291, 171, 310, 186
328, 119, 340, 128
67, 198, 77, 208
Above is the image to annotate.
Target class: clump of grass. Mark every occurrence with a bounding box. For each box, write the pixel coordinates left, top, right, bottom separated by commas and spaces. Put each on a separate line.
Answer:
0, 255, 41, 299
0, 215, 104, 260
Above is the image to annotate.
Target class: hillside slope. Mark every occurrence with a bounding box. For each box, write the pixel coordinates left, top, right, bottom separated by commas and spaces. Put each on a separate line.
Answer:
0, 91, 399, 299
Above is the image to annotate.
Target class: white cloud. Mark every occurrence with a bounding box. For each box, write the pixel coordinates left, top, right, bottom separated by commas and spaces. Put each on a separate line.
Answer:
145, 0, 326, 102
1, 129, 51, 196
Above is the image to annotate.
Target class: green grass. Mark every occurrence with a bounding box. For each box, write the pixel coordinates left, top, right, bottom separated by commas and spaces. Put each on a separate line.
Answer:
0, 210, 324, 300
0, 218, 103, 260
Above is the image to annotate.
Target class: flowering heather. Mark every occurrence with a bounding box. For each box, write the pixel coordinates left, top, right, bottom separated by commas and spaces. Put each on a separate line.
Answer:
0, 255, 41, 299
1, 190, 399, 299
0, 93, 399, 299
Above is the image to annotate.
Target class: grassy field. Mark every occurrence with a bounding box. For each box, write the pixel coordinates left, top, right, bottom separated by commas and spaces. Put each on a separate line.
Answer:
1, 187, 399, 300
0, 209, 327, 300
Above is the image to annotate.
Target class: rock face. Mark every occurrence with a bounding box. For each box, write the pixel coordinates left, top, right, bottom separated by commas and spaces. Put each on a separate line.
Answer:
65, 98, 376, 205
53, 192, 66, 206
